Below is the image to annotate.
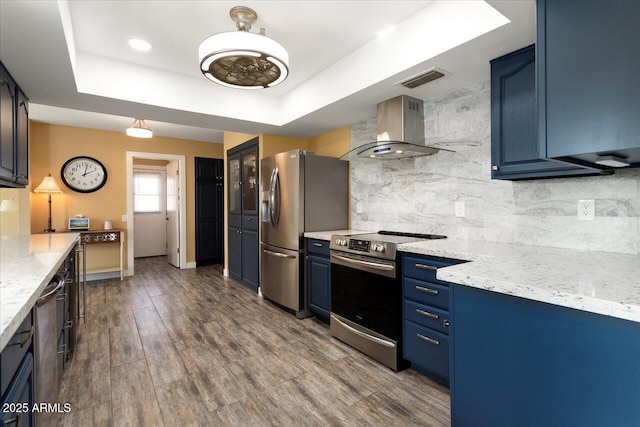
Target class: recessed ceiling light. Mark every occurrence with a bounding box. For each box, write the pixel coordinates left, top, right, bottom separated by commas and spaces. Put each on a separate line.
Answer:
128, 38, 152, 52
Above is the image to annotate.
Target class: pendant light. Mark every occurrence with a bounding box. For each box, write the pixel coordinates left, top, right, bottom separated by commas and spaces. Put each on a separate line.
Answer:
199, 6, 289, 89
126, 118, 153, 138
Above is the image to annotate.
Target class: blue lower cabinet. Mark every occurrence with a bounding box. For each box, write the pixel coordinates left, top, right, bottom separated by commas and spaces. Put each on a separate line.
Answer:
451, 284, 640, 427
306, 239, 331, 322
307, 254, 330, 321
401, 253, 464, 385
403, 321, 449, 381
0, 352, 34, 427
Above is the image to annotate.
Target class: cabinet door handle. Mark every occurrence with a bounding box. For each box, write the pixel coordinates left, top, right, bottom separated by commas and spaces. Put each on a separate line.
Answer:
492, 165, 499, 171
416, 309, 438, 320
2, 414, 20, 425
57, 343, 67, 355
415, 285, 438, 295
417, 334, 440, 346
312, 243, 323, 247
443, 319, 450, 328
8, 326, 34, 348
415, 263, 437, 271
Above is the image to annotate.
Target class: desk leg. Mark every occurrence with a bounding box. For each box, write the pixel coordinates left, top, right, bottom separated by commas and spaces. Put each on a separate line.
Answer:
120, 232, 124, 281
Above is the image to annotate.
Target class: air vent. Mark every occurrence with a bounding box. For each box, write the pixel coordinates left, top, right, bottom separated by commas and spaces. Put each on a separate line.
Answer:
400, 68, 447, 89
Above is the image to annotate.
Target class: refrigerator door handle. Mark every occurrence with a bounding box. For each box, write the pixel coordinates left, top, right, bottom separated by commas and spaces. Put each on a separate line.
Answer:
262, 248, 296, 259
269, 167, 280, 225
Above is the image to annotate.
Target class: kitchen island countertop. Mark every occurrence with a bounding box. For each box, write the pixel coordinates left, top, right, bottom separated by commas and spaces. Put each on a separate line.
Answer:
0, 233, 79, 352
304, 231, 640, 323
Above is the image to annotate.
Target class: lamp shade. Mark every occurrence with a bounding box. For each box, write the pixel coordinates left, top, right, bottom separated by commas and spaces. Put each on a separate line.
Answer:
126, 119, 153, 138
34, 175, 62, 193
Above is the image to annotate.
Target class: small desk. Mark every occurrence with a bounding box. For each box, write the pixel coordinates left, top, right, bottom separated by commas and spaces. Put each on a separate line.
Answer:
79, 229, 124, 280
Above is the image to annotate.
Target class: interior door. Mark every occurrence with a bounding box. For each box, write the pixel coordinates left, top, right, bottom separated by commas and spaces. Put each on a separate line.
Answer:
166, 161, 180, 267
133, 167, 167, 258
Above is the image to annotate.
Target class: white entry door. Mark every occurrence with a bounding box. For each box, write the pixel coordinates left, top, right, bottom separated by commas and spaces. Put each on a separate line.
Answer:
133, 167, 167, 258
166, 161, 180, 267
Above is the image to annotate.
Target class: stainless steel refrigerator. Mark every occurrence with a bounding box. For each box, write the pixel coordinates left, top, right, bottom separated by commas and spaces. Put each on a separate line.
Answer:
260, 149, 348, 317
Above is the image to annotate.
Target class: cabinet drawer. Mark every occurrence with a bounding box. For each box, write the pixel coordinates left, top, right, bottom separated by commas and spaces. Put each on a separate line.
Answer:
0, 312, 33, 397
229, 214, 241, 228
307, 239, 330, 257
404, 299, 449, 335
402, 254, 464, 284
403, 277, 449, 310
241, 215, 258, 231
403, 321, 449, 381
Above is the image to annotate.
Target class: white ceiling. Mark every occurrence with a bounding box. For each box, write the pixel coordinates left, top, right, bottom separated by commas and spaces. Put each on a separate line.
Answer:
0, 0, 535, 144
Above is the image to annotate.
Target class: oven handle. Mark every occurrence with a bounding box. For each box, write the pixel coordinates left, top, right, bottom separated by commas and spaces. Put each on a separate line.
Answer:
330, 253, 394, 272
331, 315, 395, 348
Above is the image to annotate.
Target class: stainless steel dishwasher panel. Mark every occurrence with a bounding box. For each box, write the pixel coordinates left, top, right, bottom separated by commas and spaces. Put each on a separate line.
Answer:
35, 275, 65, 425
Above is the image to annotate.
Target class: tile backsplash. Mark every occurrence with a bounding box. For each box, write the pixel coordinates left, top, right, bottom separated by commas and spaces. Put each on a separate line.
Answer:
350, 81, 640, 254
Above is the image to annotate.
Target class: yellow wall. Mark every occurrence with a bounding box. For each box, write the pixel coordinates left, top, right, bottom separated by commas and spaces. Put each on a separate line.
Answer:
307, 126, 351, 158
0, 188, 30, 235
261, 134, 308, 159
133, 159, 169, 166
29, 122, 223, 269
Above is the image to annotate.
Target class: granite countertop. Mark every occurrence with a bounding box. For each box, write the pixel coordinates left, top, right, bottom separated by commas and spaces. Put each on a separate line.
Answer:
0, 233, 79, 351
303, 231, 640, 323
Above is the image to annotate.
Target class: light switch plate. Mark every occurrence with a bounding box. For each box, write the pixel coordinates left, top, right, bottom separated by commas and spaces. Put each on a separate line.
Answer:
455, 201, 465, 218
121, 214, 128, 223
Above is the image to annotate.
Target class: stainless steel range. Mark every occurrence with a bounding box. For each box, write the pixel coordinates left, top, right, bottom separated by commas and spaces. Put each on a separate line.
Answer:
329, 230, 446, 371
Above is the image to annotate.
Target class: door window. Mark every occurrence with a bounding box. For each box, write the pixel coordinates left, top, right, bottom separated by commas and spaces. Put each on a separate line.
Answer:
133, 172, 162, 213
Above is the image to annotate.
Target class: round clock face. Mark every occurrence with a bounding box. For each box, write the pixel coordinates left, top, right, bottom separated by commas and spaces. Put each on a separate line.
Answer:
60, 156, 108, 193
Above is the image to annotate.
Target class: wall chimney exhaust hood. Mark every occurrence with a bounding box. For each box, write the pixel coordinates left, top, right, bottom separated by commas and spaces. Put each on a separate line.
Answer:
341, 95, 452, 161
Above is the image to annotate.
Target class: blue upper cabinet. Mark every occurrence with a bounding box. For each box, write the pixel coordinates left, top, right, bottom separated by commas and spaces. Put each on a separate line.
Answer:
538, 0, 640, 169
491, 45, 602, 180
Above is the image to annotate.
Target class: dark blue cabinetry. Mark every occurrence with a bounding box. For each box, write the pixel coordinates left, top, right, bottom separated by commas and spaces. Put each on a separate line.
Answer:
227, 138, 259, 291
538, 0, 640, 168
450, 284, 640, 427
491, 45, 600, 180
306, 239, 331, 322
401, 254, 465, 385
0, 311, 35, 427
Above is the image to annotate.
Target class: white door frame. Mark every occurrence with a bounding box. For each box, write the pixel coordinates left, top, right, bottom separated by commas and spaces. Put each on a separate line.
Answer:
126, 151, 188, 276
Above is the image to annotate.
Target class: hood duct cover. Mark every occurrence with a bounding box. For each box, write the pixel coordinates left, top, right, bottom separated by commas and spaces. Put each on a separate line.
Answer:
340, 95, 452, 161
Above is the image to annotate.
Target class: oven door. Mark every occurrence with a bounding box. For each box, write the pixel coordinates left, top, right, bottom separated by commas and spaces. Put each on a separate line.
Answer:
330, 251, 400, 340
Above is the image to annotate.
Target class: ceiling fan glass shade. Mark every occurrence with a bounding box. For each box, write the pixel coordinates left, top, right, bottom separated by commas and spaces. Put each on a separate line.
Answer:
126, 119, 153, 138
199, 31, 289, 88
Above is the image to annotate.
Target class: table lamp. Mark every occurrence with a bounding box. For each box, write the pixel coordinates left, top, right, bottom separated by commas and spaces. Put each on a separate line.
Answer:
34, 174, 62, 232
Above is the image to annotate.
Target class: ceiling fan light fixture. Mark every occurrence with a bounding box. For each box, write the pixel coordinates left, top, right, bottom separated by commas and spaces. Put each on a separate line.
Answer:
126, 118, 153, 138
198, 6, 289, 89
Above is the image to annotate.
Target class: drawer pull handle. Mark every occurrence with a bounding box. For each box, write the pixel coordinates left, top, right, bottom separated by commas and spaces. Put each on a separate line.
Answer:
8, 326, 34, 348
312, 242, 324, 247
417, 334, 440, 346
416, 286, 438, 295
416, 309, 438, 320
416, 263, 438, 271
58, 343, 67, 355
3, 414, 20, 425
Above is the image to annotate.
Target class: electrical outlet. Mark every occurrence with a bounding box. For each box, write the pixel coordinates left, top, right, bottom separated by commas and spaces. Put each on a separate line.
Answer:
455, 201, 465, 218
356, 202, 363, 214
121, 214, 128, 223
578, 200, 595, 220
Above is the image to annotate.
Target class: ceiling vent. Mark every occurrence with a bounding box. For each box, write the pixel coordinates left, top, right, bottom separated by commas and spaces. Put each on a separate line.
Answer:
399, 68, 447, 89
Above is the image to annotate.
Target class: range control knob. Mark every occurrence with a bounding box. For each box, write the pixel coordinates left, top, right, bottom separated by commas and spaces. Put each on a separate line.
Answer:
371, 243, 386, 252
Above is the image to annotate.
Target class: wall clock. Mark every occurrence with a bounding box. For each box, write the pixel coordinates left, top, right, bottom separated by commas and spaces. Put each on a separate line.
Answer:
60, 156, 108, 193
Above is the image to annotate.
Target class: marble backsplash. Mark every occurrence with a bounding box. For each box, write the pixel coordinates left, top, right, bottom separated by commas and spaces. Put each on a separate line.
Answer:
350, 80, 640, 254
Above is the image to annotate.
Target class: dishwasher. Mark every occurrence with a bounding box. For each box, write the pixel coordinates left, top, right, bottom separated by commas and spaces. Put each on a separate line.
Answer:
34, 242, 81, 425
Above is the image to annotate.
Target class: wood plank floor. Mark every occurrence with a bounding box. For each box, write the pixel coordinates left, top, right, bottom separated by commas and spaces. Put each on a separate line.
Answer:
56, 257, 450, 426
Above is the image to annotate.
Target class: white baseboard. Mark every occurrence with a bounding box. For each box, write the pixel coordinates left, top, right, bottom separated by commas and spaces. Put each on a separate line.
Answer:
184, 262, 196, 269
223, 268, 229, 277
86, 271, 121, 282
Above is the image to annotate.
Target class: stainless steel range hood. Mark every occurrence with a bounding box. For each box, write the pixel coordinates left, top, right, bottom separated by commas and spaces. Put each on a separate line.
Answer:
341, 95, 451, 161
